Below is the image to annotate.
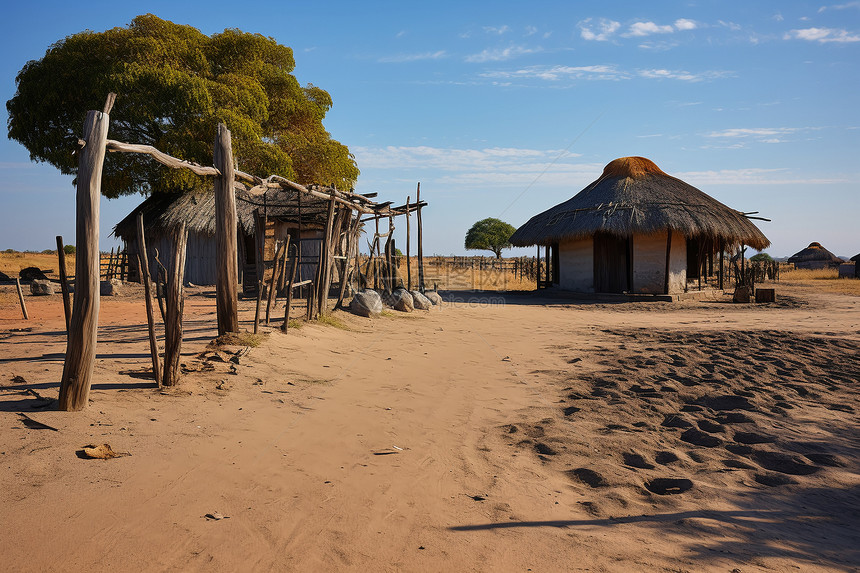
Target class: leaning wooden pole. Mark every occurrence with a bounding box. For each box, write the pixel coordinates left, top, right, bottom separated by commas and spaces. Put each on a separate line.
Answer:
59, 94, 113, 411
162, 222, 188, 387
282, 245, 299, 332
213, 123, 239, 336
416, 183, 425, 292
55, 235, 72, 332
136, 213, 162, 387
405, 196, 412, 291
317, 192, 337, 316
15, 278, 28, 320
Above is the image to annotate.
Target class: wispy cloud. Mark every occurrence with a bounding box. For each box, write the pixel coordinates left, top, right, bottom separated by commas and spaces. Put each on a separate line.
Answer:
483, 25, 511, 35
626, 21, 675, 37
579, 18, 620, 41
525, 26, 538, 37
465, 45, 541, 63
784, 27, 860, 42
378, 51, 447, 63
818, 2, 860, 12
675, 168, 845, 185
704, 126, 825, 145
480, 64, 628, 81
395, 30, 407, 38
638, 68, 733, 81
674, 18, 698, 31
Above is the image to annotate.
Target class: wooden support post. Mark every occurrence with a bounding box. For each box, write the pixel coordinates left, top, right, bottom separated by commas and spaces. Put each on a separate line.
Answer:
336, 214, 359, 309
282, 244, 299, 332
664, 229, 673, 295
56, 235, 72, 332
58, 96, 112, 411
416, 183, 425, 292
15, 278, 28, 320
253, 209, 264, 333
373, 217, 380, 290
405, 196, 412, 291
162, 222, 188, 387
719, 240, 724, 290
213, 123, 238, 336
536, 245, 541, 289
317, 192, 337, 316
136, 213, 162, 387
266, 239, 286, 325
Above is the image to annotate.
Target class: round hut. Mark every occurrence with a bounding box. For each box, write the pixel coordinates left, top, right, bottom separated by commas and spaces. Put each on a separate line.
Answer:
509, 156, 770, 294
787, 242, 844, 270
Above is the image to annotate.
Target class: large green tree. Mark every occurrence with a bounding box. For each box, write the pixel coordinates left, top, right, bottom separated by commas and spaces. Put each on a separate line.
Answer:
465, 217, 517, 259
6, 14, 359, 198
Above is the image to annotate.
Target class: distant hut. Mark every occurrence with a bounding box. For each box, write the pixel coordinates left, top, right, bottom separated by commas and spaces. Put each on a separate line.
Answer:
113, 184, 330, 287
509, 156, 770, 294
787, 242, 843, 270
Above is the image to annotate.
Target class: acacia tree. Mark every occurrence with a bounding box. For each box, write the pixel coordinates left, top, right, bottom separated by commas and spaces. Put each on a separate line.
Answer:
6, 14, 359, 198
464, 217, 516, 259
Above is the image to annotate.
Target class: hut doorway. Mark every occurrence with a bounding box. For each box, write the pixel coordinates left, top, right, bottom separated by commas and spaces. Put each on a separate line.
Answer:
593, 233, 631, 293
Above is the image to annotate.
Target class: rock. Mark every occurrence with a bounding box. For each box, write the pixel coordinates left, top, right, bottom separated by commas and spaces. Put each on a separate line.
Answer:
30, 279, 55, 296
424, 291, 443, 305
349, 289, 383, 317
411, 290, 433, 310
100, 278, 123, 296
19, 267, 49, 281
384, 289, 414, 312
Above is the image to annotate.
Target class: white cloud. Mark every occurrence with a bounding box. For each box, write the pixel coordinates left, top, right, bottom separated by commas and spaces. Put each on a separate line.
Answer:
717, 20, 742, 31
675, 168, 845, 185
525, 26, 538, 36
638, 40, 679, 51
483, 25, 511, 35
773, 13, 784, 22
480, 64, 628, 81
819, 1, 860, 12
465, 45, 541, 63
784, 27, 860, 42
378, 51, 447, 63
637, 68, 733, 82
627, 21, 674, 37
674, 18, 698, 31
395, 30, 407, 38
579, 18, 620, 41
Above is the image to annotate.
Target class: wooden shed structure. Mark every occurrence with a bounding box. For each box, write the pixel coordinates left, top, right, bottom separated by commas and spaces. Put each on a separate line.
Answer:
509, 157, 770, 294
787, 242, 843, 270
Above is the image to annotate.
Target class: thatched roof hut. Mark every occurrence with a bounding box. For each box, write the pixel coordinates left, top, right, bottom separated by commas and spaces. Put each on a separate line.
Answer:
787, 242, 844, 270
114, 184, 332, 286
510, 157, 770, 295
510, 156, 769, 250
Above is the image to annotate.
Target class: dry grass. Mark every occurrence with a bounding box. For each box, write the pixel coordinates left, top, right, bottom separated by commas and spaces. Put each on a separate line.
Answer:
359, 257, 537, 292
0, 251, 75, 280
780, 266, 860, 296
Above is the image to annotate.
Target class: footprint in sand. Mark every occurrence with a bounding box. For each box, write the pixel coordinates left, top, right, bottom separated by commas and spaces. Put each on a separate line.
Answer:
697, 419, 726, 434
567, 468, 608, 488
680, 428, 722, 447
733, 431, 775, 445
661, 414, 692, 428
803, 453, 845, 467
622, 452, 655, 469
754, 472, 797, 487
644, 478, 693, 495
751, 451, 820, 475
655, 451, 679, 465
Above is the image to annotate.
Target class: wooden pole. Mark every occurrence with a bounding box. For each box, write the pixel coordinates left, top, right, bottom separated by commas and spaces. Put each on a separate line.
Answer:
416, 183, 425, 292
336, 214, 361, 309
136, 214, 162, 387
213, 123, 239, 336
317, 192, 337, 316
59, 96, 113, 411
55, 236, 72, 332
405, 196, 411, 291
266, 239, 286, 325
536, 245, 541, 289
282, 244, 299, 332
719, 240, 724, 290
162, 222, 188, 387
373, 217, 380, 290
15, 278, 28, 320
253, 209, 264, 333
664, 229, 673, 295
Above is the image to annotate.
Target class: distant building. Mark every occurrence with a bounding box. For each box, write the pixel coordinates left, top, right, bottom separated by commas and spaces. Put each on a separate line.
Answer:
509, 157, 770, 294
787, 242, 843, 270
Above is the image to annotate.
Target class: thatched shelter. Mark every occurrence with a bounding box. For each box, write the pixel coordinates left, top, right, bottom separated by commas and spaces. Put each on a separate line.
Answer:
114, 183, 331, 286
510, 156, 770, 294
787, 242, 843, 270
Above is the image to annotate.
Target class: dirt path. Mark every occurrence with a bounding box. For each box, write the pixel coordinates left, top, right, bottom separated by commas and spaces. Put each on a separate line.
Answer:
1, 285, 858, 572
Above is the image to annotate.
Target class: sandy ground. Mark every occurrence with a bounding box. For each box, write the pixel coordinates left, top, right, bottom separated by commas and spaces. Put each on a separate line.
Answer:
1, 283, 859, 572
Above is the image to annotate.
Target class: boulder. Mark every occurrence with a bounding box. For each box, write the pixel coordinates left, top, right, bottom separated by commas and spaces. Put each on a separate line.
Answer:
411, 290, 432, 310
349, 289, 383, 317
30, 279, 55, 296
384, 289, 414, 312
424, 290, 443, 306
100, 278, 123, 296
19, 267, 49, 281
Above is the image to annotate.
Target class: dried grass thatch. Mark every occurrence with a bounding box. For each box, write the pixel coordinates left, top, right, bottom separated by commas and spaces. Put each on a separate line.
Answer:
509, 157, 770, 250
787, 242, 843, 265
113, 183, 331, 241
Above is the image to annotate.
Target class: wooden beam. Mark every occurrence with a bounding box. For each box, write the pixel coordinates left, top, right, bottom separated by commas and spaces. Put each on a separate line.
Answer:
213, 123, 239, 335
59, 99, 110, 412
106, 140, 220, 178
416, 183, 425, 292
136, 213, 162, 387
405, 196, 411, 291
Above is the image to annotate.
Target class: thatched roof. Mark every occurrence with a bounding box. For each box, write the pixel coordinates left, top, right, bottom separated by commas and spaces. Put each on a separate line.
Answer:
113, 184, 331, 241
851, 253, 860, 263
509, 156, 770, 250
787, 242, 843, 264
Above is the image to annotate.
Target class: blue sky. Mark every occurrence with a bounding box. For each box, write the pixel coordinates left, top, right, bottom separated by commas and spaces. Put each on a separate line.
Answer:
2, 1, 858, 258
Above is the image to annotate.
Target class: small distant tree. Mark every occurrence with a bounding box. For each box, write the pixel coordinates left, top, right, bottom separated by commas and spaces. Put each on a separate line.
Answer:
63, 244, 76, 255
465, 218, 516, 259
750, 252, 772, 262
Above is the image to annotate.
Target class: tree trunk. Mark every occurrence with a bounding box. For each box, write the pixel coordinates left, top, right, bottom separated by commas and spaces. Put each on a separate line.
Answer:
163, 222, 188, 387
213, 123, 238, 336
136, 213, 162, 387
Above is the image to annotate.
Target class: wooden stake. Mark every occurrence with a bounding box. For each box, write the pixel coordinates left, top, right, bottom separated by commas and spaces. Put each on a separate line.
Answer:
59, 97, 111, 411
15, 278, 28, 320
282, 243, 299, 332
213, 123, 239, 335
719, 239, 724, 290
162, 222, 188, 387
317, 192, 337, 316
405, 196, 412, 291
416, 183, 424, 292
55, 235, 71, 332
136, 213, 162, 387
664, 228, 673, 295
